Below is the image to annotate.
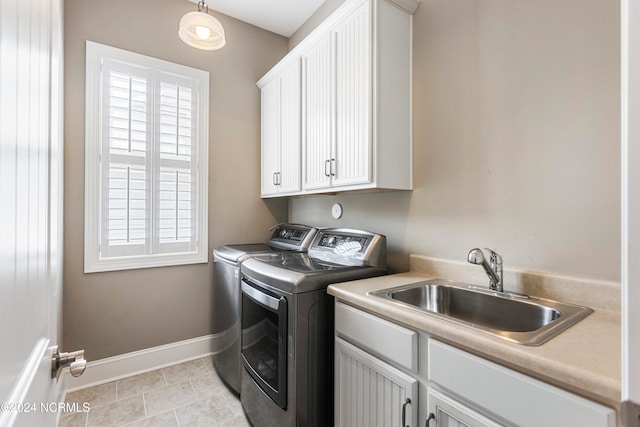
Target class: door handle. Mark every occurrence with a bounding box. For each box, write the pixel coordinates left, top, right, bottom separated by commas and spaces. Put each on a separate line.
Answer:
324, 159, 331, 177
242, 280, 283, 311
51, 346, 86, 379
330, 158, 336, 176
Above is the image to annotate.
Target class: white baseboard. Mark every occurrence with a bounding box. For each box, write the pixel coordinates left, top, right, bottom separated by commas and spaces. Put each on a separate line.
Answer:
63, 334, 220, 392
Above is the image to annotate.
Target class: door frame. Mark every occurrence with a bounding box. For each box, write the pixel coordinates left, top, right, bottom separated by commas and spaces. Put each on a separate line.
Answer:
621, 0, 640, 407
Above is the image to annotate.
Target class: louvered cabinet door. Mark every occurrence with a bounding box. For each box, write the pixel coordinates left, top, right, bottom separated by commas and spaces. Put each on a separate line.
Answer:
302, 33, 333, 191
335, 337, 418, 427
333, 0, 372, 188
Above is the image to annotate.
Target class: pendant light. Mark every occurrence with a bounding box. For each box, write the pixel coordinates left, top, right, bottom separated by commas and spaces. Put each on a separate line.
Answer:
178, 1, 226, 51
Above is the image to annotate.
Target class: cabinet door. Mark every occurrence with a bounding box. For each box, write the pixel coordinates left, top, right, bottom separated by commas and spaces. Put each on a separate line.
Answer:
335, 337, 418, 427
260, 78, 280, 196
428, 339, 616, 427
333, 0, 372, 188
278, 60, 301, 193
302, 33, 333, 191
426, 388, 504, 427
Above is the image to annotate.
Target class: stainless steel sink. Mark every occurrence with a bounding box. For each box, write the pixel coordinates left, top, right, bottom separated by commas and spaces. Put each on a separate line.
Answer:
370, 278, 593, 346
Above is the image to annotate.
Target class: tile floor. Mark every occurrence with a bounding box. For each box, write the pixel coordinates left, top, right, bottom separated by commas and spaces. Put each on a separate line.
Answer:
58, 356, 251, 427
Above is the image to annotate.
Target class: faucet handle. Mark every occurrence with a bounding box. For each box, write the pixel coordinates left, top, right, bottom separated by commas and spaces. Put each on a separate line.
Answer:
483, 247, 502, 264
484, 248, 504, 292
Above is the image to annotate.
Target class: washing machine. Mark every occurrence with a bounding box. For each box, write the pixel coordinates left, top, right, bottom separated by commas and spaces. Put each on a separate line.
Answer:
212, 223, 318, 394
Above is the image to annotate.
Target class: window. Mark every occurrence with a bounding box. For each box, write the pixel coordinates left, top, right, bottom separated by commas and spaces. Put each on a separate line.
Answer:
84, 41, 209, 273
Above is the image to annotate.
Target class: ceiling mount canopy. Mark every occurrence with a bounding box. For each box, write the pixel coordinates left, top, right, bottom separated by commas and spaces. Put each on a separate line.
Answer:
179, 1, 226, 51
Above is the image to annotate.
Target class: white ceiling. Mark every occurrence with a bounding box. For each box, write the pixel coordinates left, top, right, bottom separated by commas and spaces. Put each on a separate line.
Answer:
188, 0, 327, 37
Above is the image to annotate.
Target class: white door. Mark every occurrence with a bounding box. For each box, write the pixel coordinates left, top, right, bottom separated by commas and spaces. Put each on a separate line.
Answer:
278, 59, 302, 194
426, 388, 504, 427
335, 337, 418, 427
333, 0, 372, 188
260, 77, 281, 196
302, 33, 333, 191
0, 0, 65, 425
622, 0, 640, 414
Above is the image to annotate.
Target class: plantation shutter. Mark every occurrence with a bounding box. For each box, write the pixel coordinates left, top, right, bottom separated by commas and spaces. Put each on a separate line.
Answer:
154, 73, 198, 255
99, 60, 199, 259
101, 59, 152, 258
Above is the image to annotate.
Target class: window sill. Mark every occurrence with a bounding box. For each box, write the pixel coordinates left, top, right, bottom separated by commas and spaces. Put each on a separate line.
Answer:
84, 252, 208, 273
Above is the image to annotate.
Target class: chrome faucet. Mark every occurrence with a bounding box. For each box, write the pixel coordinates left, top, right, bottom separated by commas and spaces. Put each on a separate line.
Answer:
467, 248, 503, 292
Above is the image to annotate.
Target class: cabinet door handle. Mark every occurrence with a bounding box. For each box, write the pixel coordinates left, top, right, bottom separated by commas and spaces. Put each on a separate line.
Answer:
324, 159, 331, 177
330, 158, 336, 176
425, 412, 435, 426
402, 397, 411, 427
273, 172, 278, 186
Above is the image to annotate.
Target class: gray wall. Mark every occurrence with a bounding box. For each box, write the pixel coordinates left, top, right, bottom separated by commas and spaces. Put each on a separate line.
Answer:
64, 0, 620, 361
290, 0, 621, 280
63, 0, 289, 360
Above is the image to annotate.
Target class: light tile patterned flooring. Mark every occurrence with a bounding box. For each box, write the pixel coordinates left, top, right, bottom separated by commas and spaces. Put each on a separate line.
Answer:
59, 356, 251, 427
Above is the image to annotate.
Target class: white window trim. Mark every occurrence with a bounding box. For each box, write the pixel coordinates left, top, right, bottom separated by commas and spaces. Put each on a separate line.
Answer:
84, 41, 209, 273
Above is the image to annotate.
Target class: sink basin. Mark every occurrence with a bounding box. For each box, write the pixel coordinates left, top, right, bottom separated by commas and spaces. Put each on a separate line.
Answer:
370, 279, 593, 346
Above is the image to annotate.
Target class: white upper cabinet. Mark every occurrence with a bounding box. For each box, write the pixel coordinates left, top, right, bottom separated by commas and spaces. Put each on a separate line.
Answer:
304, 1, 372, 191
260, 77, 281, 196
258, 0, 418, 198
302, 34, 333, 191
260, 59, 302, 197
279, 62, 302, 193
332, 0, 372, 189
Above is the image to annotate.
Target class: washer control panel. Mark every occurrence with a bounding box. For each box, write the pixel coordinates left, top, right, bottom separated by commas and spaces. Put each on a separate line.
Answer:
318, 233, 368, 253
309, 228, 386, 268
268, 224, 318, 250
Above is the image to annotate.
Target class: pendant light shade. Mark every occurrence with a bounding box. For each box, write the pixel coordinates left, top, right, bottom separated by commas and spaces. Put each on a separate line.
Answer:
179, 1, 226, 51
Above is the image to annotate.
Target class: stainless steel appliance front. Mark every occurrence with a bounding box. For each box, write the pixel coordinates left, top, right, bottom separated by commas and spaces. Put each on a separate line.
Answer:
240, 228, 387, 427
241, 276, 333, 427
212, 224, 317, 395
241, 278, 288, 408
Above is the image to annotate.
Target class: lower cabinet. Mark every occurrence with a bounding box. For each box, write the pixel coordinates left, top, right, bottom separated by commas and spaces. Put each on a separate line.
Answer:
334, 302, 617, 427
335, 337, 418, 427
427, 339, 616, 427
426, 388, 504, 427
